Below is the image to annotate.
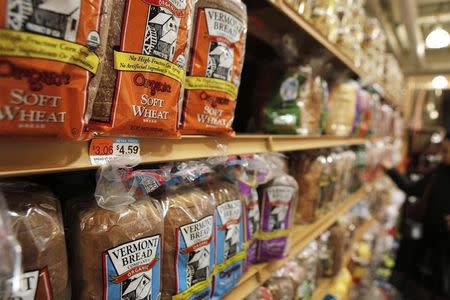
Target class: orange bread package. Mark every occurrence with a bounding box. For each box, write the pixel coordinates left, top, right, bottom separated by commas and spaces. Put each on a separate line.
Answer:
181, 0, 247, 136
0, 0, 110, 140
88, 0, 193, 137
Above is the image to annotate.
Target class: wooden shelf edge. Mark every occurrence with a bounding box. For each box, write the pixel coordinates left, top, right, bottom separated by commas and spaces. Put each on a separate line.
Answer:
223, 187, 367, 300
0, 136, 372, 177
269, 1, 400, 110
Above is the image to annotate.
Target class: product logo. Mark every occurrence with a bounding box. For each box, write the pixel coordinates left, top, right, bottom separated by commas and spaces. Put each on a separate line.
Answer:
133, 73, 171, 96
217, 200, 242, 260
142, 0, 187, 10
180, 216, 213, 249
106, 236, 160, 300
205, 8, 245, 43
0, 60, 71, 91
267, 187, 295, 231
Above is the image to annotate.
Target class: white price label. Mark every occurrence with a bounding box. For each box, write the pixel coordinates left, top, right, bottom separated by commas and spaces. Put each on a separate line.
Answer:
89, 138, 141, 166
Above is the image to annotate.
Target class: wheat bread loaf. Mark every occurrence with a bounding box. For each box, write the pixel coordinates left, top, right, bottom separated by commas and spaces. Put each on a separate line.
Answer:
202, 180, 244, 298
158, 186, 215, 300
1, 182, 69, 300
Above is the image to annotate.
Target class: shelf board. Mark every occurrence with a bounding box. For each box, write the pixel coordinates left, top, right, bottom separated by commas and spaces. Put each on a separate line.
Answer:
268, 0, 399, 109
223, 187, 367, 300
0, 135, 369, 177
312, 218, 377, 300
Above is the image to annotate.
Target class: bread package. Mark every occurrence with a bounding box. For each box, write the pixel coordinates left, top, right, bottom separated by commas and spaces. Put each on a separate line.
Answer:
181, 0, 248, 136
89, 0, 193, 137
326, 81, 358, 136
290, 152, 324, 224
202, 179, 245, 298
1, 182, 69, 299
157, 164, 215, 300
70, 166, 164, 300
234, 155, 270, 269
0, 0, 110, 139
257, 153, 298, 261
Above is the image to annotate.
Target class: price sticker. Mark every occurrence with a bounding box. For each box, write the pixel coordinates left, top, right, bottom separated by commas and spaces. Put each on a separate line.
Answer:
89, 138, 141, 166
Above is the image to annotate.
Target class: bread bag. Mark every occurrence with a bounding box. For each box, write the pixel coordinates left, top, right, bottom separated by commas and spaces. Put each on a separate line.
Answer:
1, 182, 69, 299
202, 175, 245, 298
156, 162, 215, 300
181, 0, 247, 136
89, 0, 194, 137
257, 153, 298, 261
69, 163, 164, 300
0, 0, 110, 139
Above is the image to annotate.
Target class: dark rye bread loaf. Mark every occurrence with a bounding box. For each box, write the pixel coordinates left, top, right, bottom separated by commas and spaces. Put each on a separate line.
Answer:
70, 195, 163, 299
2, 182, 69, 300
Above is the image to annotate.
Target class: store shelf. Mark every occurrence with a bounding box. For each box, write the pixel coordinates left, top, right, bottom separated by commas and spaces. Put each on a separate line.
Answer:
312, 218, 377, 300
267, 0, 399, 109
223, 187, 367, 300
0, 135, 369, 177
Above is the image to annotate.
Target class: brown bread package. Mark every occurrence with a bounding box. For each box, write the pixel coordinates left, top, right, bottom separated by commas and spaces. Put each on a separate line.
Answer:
69, 166, 164, 299
1, 182, 69, 299
155, 162, 215, 300
158, 186, 215, 300
290, 152, 325, 224
202, 180, 245, 298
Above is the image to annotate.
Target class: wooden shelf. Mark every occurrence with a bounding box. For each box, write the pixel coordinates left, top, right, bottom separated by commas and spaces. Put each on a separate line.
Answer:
223, 187, 367, 300
0, 135, 369, 177
267, 0, 400, 110
312, 218, 377, 300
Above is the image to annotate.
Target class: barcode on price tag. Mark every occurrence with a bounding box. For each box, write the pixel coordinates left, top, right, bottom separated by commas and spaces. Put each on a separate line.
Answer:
89, 138, 141, 166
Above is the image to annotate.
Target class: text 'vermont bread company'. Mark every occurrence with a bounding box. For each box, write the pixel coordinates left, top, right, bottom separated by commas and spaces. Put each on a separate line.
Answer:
181, 0, 247, 136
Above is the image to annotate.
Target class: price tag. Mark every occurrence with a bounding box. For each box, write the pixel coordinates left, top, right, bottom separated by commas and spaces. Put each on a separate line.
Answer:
89, 138, 141, 166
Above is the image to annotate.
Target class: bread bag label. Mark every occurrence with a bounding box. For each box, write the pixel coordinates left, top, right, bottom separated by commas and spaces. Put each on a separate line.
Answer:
0, 1, 102, 139
174, 215, 214, 299
102, 235, 161, 300
91, 0, 191, 137
181, 6, 246, 136
239, 182, 260, 268
258, 186, 296, 260
2, 268, 52, 300
212, 199, 244, 297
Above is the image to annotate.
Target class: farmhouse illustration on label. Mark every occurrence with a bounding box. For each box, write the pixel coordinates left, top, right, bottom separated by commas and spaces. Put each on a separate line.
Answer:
186, 246, 210, 288
121, 272, 152, 300
206, 42, 234, 81
7, 0, 81, 42
269, 205, 289, 231
248, 205, 260, 236
143, 5, 180, 61
224, 223, 240, 260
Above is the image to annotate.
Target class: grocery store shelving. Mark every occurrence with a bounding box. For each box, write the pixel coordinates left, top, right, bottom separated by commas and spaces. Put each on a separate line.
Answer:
223, 187, 367, 300
265, 0, 400, 110
312, 218, 377, 300
0, 135, 371, 177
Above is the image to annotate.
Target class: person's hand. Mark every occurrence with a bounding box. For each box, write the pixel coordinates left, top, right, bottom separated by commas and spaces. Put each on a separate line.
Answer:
380, 159, 393, 171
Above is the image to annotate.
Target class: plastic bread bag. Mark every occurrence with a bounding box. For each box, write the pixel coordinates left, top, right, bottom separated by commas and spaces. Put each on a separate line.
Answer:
245, 286, 273, 300
69, 160, 165, 300
257, 153, 298, 262
264, 276, 295, 300
88, 0, 194, 137
325, 81, 358, 136
296, 241, 319, 299
0, 0, 111, 140
181, 0, 248, 136
290, 151, 325, 224
0, 191, 22, 297
0, 182, 70, 299
153, 161, 215, 300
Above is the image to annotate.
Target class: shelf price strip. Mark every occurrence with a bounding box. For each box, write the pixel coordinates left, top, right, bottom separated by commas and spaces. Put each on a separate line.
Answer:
89, 138, 141, 166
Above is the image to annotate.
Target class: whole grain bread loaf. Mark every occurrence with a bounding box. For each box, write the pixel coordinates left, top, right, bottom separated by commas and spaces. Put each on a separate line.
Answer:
158, 186, 215, 299
70, 195, 163, 299
2, 182, 69, 300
